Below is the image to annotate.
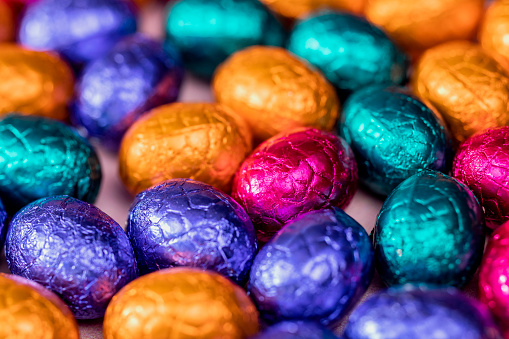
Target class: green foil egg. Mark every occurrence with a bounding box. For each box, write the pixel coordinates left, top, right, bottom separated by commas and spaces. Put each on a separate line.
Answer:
165, 0, 285, 78
373, 171, 485, 288
0, 114, 101, 212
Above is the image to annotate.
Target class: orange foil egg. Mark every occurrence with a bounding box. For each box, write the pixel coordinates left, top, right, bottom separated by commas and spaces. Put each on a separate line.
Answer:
0, 274, 79, 339
104, 268, 260, 339
365, 0, 484, 53
0, 44, 74, 120
259, 0, 365, 20
480, 0, 509, 62
0, 2, 13, 43
119, 102, 252, 195
412, 41, 509, 144
213, 46, 339, 143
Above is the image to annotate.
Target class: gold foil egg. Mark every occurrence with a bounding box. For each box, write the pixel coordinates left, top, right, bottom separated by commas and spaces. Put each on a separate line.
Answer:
213, 46, 340, 142
0, 274, 79, 339
119, 102, 252, 195
0, 44, 74, 120
259, 0, 365, 20
365, 0, 484, 53
412, 41, 509, 143
480, 0, 509, 62
103, 268, 260, 339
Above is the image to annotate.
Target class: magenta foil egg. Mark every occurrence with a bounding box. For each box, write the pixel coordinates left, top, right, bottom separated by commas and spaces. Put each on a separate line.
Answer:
453, 127, 509, 229
232, 128, 358, 243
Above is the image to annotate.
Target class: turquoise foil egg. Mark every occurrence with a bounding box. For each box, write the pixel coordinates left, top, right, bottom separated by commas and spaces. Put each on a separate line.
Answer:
165, 0, 285, 79
287, 12, 408, 93
339, 86, 452, 196
373, 171, 485, 288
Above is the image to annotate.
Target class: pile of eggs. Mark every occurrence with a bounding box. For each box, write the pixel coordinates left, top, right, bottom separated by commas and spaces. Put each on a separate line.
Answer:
1, 0, 509, 338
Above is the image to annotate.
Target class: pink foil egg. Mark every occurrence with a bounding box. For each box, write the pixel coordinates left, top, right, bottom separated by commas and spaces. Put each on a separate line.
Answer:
232, 128, 358, 243
453, 127, 509, 229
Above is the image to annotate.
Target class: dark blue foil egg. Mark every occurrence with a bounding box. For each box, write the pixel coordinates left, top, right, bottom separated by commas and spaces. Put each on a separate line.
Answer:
344, 285, 502, 339
248, 208, 374, 325
5, 196, 138, 319
253, 321, 340, 339
339, 86, 452, 196
72, 34, 183, 150
165, 0, 285, 78
127, 179, 257, 284
0, 114, 101, 213
287, 11, 408, 93
0, 198, 7, 249
373, 171, 485, 288
18, 0, 137, 65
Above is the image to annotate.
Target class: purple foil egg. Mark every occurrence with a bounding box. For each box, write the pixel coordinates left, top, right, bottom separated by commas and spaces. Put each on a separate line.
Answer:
232, 128, 358, 243
248, 208, 374, 325
5, 196, 138, 319
252, 321, 340, 339
453, 127, 509, 229
127, 179, 257, 284
72, 34, 183, 150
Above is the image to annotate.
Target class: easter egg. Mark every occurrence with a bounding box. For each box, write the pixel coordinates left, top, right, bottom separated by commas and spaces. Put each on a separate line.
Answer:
480, 0, 509, 62
259, 0, 365, 20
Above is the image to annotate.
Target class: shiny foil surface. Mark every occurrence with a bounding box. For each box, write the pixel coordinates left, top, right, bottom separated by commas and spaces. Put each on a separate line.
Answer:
374, 171, 485, 287
259, 0, 364, 20
127, 178, 257, 283
213, 46, 339, 142
119, 102, 252, 195
287, 12, 408, 93
72, 34, 183, 150
339, 86, 452, 196
252, 321, 339, 339
232, 128, 357, 243
0, 198, 7, 249
18, 0, 137, 65
344, 285, 502, 339
165, 0, 285, 79
480, 1, 509, 71
5, 196, 138, 319
104, 267, 259, 339
0, 274, 79, 339
0, 2, 13, 43
0, 114, 101, 212
248, 208, 374, 325
0, 45, 74, 120
365, 0, 484, 53
453, 127, 509, 229
412, 41, 509, 144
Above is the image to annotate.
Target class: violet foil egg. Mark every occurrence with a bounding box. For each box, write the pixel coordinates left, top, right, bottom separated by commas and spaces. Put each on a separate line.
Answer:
344, 285, 502, 339
248, 208, 374, 325
232, 128, 358, 243
72, 34, 183, 150
18, 0, 137, 65
0, 198, 6, 249
5, 196, 138, 319
453, 127, 509, 229
127, 179, 257, 284
252, 321, 340, 339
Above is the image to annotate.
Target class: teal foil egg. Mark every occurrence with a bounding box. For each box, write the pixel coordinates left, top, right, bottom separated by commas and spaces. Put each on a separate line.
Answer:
287, 11, 408, 93
165, 0, 285, 78
0, 114, 101, 212
339, 86, 452, 196
373, 171, 485, 288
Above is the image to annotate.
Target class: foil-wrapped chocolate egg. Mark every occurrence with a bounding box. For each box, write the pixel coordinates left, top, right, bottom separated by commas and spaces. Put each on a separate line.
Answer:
0, 198, 7, 249
5, 196, 138, 319
287, 12, 408, 93
365, 0, 484, 53
127, 178, 257, 283
0, 2, 13, 42
252, 321, 339, 339
248, 208, 374, 325
0, 45, 73, 120
453, 127, 509, 229
213, 46, 340, 142
344, 285, 501, 339
119, 103, 252, 195
0, 274, 79, 339
0, 114, 101, 212
339, 86, 452, 196
104, 267, 259, 339
165, 0, 285, 79
259, 0, 364, 20
480, 1, 509, 72
18, 0, 137, 65
72, 34, 183, 150
374, 171, 485, 287
412, 41, 509, 144
232, 128, 357, 243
